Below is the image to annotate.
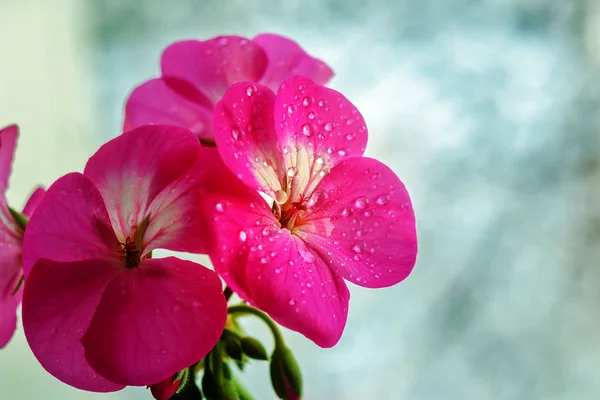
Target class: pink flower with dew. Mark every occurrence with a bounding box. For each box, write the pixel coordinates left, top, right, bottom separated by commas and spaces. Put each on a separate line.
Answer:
0, 125, 45, 349
21, 126, 227, 391
124, 33, 334, 142
204, 76, 418, 347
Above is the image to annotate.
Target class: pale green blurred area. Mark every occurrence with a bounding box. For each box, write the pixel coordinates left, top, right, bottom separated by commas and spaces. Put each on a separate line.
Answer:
2, 0, 600, 399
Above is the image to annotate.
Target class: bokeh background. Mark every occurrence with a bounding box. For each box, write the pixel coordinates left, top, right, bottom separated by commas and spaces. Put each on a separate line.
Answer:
1, 0, 600, 399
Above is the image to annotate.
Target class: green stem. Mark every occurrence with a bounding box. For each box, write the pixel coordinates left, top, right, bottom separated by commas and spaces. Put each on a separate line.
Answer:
227, 305, 285, 349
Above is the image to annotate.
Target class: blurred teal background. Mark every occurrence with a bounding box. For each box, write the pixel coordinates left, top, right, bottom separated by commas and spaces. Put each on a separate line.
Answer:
1, 0, 600, 399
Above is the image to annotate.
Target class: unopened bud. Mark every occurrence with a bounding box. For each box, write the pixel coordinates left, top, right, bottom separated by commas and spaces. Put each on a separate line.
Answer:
270, 346, 303, 399
240, 336, 268, 361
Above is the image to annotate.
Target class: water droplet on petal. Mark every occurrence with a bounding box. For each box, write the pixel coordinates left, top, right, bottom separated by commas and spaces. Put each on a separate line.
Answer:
376, 195, 390, 205
302, 97, 311, 106
337, 149, 347, 157
274, 268, 281, 274
302, 124, 312, 136
260, 257, 268, 264
261, 227, 271, 237
231, 128, 240, 140
215, 203, 225, 212
287, 166, 298, 177
245, 85, 255, 96
353, 197, 368, 210
289, 299, 296, 306
315, 157, 324, 165
352, 242, 367, 253
287, 105, 294, 115
274, 190, 288, 203
340, 207, 352, 217
324, 122, 333, 132
308, 112, 315, 120
345, 133, 355, 141
239, 230, 247, 242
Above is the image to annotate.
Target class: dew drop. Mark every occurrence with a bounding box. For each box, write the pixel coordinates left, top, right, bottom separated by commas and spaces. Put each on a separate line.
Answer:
318, 99, 325, 107
245, 85, 255, 96
287, 105, 294, 115
274, 190, 288, 203
363, 210, 373, 217
231, 128, 240, 140
337, 149, 347, 157
260, 257, 268, 264
352, 242, 367, 253
238, 230, 247, 242
340, 207, 352, 217
345, 133, 355, 141
274, 268, 281, 274
302, 124, 312, 136
376, 195, 390, 205
315, 157, 324, 165
261, 227, 271, 237
353, 196, 368, 210
289, 299, 296, 306
324, 122, 333, 132
287, 166, 298, 177
302, 97, 311, 106
215, 203, 225, 213
308, 112, 315, 120
218, 37, 228, 46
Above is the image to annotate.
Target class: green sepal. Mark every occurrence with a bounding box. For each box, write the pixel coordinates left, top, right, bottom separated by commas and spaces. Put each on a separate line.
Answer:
8, 206, 27, 231
240, 337, 268, 361
174, 368, 190, 394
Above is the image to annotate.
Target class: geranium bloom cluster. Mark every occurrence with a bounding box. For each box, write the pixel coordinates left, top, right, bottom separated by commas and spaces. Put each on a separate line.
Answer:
0, 33, 417, 400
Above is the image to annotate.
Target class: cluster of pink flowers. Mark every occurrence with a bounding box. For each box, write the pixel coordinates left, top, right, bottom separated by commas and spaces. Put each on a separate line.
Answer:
0, 33, 417, 399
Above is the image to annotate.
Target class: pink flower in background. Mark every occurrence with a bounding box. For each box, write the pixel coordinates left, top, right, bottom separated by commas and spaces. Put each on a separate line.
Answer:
204, 76, 418, 347
124, 33, 334, 142
0, 125, 44, 349
21, 126, 227, 391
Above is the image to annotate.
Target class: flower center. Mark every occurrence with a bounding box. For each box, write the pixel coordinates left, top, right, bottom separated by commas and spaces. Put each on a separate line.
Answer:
120, 237, 141, 268
118, 214, 151, 269
277, 194, 308, 231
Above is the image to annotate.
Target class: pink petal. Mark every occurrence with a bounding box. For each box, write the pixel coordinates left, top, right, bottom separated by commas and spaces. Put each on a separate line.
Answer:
83, 125, 203, 245
298, 157, 417, 288
253, 33, 334, 90
0, 187, 45, 348
0, 125, 17, 197
22, 187, 46, 218
0, 245, 23, 349
161, 37, 268, 105
22, 258, 124, 392
22, 173, 118, 278
124, 78, 214, 141
204, 174, 349, 347
213, 82, 285, 196
143, 147, 223, 254
82, 257, 227, 386
273, 75, 368, 199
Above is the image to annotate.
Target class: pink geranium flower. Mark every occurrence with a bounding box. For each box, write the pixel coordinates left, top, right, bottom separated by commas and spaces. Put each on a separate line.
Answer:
203, 76, 418, 347
21, 126, 227, 391
0, 125, 44, 349
124, 33, 333, 142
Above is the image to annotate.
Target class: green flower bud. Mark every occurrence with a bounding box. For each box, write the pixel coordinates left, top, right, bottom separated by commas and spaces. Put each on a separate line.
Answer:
240, 337, 269, 361
225, 339, 243, 361
270, 346, 303, 399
